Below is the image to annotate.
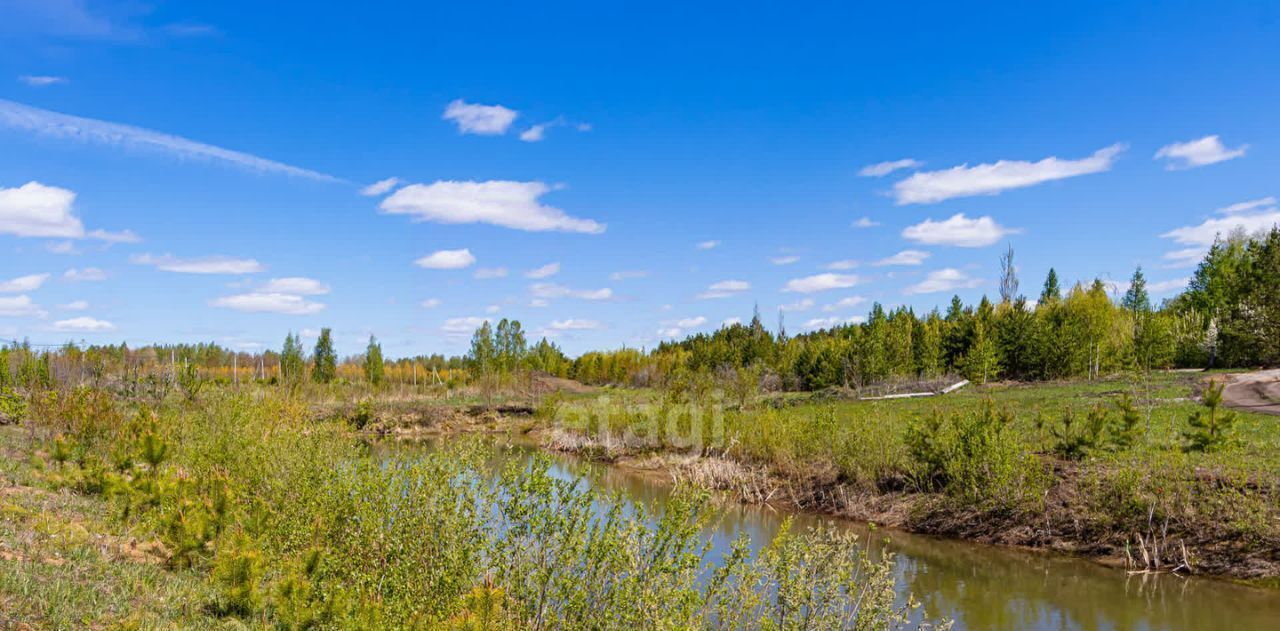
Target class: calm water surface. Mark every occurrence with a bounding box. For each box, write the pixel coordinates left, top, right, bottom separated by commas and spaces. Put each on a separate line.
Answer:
395, 437, 1280, 631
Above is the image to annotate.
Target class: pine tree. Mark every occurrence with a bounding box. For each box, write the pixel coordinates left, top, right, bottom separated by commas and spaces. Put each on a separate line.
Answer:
1121, 266, 1151, 314
363, 335, 384, 385
1183, 381, 1236, 452
312, 328, 337, 384
960, 318, 1001, 384
1040, 268, 1062, 304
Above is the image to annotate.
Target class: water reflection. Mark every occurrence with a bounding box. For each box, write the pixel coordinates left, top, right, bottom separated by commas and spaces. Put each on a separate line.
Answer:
387, 437, 1280, 631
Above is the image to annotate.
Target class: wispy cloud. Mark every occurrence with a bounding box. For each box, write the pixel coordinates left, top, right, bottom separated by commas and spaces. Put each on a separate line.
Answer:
872, 250, 930, 266
0, 273, 50, 293
210, 292, 324, 315
1155, 135, 1247, 170
825, 259, 858, 270
132, 254, 264, 275
0, 99, 340, 181
1160, 197, 1280, 265
657, 316, 707, 338
547, 319, 604, 331
859, 158, 922, 177
530, 283, 613, 301
18, 75, 67, 87
51, 316, 115, 332
695, 240, 720, 250
852, 217, 880, 228
783, 273, 859, 293
902, 214, 1018, 247
62, 267, 107, 282
415, 249, 476, 270
770, 255, 800, 265
443, 99, 518, 135
779, 298, 815, 312
0, 295, 46, 318
420, 298, 442, 309
258, 277, 330, 295
696, 279, 750, 299
610, 270, 648, 281
359, 177, 400, 196
822, 296, 866, 312
525, 262, 561, 279
904, 268, 983, 295
473, 267, 508, 279
803, 316, 865, 330
892, 143, 1124, 204
382, 180, 605, 234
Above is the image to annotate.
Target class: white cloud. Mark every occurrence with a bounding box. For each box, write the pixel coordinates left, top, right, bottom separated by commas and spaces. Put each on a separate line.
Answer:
696, 240, 720, 250
525, 262, 560, 279
904, 268, 984, 295
415, 249, 476, 270
442, 99, 518, 135
770, 255, 800, 265
1161, 199, 1280, 248
1155, 135, 1247, 170
902, 213, 1018, 247
548, 319, 604, 331
132, 254, 264, 274
86, 228, 141, 243
779, 298, 815, 312
474, 267, 508, 279
825, 259, 858, 270
803, 316, 864, 330
1162, 247, 1207, 268
259, 277, 330, 295
442, 316, 490, 337
852, 217, 880, 228
211, 292, 325, 315
892, 143, 1124, 204
657, 315, 708, 338
721, 317, 742, 327
0, 181, 83, 238
0, 99, 339, 181
530, 283, 613, 301
530, 298, 549, 308
485, 304, 501, 314
46, 241, 77, 254
696, 279, 750, 299
859, 158, 922, 177
0, 295, 46, 318
52, 316, 114, 332
610, 270, 648, 281
62, 267, 108, 282
1149, 277, 1190, 293
420, 298, 442, 309
873, 250, 930, 266
783, 273, 859, 293
0, 273, 50, 292
18, 75, 68, 87
519, 124, 548, 142
1217, 197, 1275, 215
59, 300, 88, 311
822, 296, 867, 312
381, 180, 604, 234
359, 177, 400, 196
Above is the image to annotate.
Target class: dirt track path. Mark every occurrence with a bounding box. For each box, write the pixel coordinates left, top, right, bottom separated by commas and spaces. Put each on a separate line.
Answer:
1222, 369, 1280, 416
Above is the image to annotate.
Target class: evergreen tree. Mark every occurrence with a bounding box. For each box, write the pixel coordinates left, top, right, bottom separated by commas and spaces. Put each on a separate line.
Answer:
363, 335, 384, 385
312, 328, 337, 384
1121, 266, 1151, 314
960, 317, 1001, 384
1040, 268, 1062, 304
280, 333, 305, 384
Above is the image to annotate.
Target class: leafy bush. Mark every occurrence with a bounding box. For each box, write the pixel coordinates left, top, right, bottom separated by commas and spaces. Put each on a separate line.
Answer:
906, 402, 1048, 510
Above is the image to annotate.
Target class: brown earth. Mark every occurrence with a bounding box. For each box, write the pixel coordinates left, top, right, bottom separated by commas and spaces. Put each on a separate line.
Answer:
1222, 369, 1280, 416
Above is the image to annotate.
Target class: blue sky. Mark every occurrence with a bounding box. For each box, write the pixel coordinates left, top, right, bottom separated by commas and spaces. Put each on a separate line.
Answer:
2, 0, 1279, 357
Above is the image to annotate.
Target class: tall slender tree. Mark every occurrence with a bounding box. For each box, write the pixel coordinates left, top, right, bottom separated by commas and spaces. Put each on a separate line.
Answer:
999, 243, 1019, 303
280, 332, 305, 384
1040, 268, 1062, 304
312, 328, 337, 384
363, 335, 384, 385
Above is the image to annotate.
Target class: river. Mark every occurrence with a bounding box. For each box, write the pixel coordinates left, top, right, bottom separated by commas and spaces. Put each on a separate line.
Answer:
393, 436, 1280, 630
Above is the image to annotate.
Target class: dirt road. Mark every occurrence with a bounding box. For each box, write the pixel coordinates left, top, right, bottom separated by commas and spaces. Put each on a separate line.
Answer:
1222, 369, 1280, 416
